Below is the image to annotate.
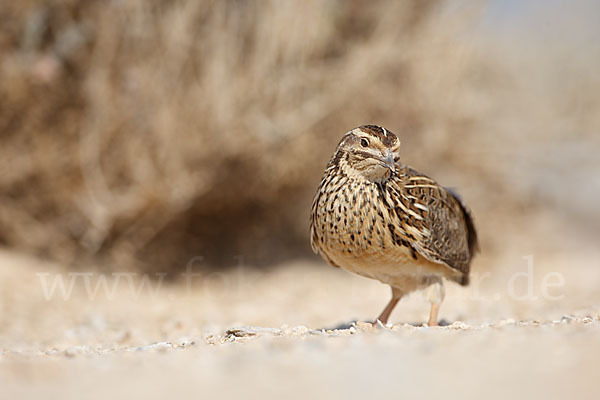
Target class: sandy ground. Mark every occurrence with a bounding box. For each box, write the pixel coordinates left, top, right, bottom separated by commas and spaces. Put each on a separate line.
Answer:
1, 247, 599, 399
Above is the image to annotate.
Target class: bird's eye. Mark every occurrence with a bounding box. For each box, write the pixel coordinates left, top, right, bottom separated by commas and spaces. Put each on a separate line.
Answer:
360, 138, 369, 147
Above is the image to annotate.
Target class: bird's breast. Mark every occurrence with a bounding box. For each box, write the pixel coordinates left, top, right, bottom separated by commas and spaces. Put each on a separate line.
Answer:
315, 179, 408, 266
315, 179, 388, 253
313, 175, 452, 288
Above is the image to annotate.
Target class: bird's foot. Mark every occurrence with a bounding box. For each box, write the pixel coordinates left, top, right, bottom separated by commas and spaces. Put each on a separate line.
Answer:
370, 319, 389, 329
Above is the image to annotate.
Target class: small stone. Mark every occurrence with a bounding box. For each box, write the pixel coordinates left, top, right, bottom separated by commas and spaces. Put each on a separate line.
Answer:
63, 348, 77, 358
137, 342, 173, 352
226, 326, 281, 338
288, 325, 309, 336
355, 321, 375, 331
560, 315, 575, 324
449, 321, 469, 329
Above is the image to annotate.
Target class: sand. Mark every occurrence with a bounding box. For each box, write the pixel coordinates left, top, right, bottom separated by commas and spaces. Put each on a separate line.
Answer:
1, 248, 599, 399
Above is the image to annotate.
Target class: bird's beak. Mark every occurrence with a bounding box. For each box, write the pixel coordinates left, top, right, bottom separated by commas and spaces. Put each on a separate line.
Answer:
379, 150, 395, 172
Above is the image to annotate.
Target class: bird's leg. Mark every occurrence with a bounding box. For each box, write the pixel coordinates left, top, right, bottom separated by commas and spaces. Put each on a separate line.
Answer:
374, 287, 403, 326
426, 278, 445, 327
428, 303, 441, 327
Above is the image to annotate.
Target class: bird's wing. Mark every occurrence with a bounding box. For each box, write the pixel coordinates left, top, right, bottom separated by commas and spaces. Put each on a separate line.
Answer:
385, 166, 478, 280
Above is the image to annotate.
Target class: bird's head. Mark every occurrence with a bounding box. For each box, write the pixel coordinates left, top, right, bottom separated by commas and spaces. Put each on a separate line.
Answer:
334, 125, 401, 182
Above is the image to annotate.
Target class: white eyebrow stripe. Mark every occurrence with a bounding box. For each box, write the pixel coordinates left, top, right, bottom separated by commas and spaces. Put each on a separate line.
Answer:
382, 126, 388, 137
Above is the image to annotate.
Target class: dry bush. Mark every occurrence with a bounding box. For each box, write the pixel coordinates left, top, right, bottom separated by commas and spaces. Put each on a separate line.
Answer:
0, 0, 598, 271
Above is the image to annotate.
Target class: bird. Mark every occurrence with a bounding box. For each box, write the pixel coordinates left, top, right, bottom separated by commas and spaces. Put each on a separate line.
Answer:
310, 125, 478, 326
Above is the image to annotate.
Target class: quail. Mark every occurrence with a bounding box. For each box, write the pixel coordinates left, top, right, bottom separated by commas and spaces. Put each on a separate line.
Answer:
310, 125, 478, 326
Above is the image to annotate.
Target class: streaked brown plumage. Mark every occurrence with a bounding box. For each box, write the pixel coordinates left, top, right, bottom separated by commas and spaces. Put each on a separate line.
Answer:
310, 125, 478, 326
